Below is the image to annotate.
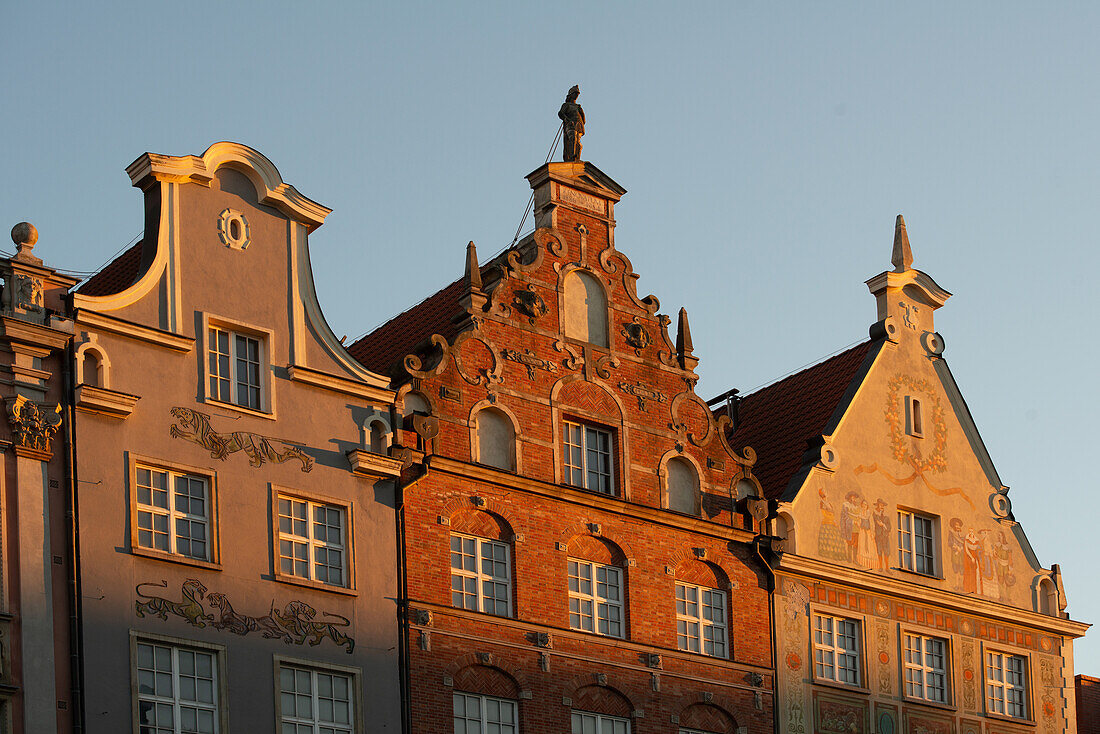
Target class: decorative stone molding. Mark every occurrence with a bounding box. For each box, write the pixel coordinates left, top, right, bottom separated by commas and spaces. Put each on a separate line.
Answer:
74, 385, 139, 419
217, 208, 250, 250
346, 450, 402, 480
5, 395, 61, 454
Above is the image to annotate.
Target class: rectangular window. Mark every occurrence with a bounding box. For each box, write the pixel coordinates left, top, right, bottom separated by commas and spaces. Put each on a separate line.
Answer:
675, 582, 728, 658
449, 534, 511, 616
904, 633, 948, 703
280, 665, 354, 734
278, 496, 348, 587
897, 510, 936, 575
136, 466, 210, 561
208, 326, 263, 410
562, 420, 614, 494
568, 559, 623, 638
136, 641, 218, 734
813, 614, 862, 686
986, 652, 1028, 719
453, 693, 517, 734
572, 711, 630, 734
906, 396, 924, 437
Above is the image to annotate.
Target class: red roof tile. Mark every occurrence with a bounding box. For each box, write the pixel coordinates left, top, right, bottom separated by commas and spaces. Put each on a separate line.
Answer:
76, 241, 146, 296
348, 277, 465, 376
725, 340, 879, 500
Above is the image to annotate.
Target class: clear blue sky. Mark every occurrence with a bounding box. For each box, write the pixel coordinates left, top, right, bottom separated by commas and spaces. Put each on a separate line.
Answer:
4, 2, 1098, 670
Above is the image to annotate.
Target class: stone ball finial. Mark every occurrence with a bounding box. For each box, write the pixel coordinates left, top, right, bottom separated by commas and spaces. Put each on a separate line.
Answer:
11, 222, 38, 249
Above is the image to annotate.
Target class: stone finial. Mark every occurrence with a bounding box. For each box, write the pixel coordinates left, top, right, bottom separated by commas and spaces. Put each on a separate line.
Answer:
676, 307, 698, 372
464, 241, 483, 292
11, 222, 43, 265
891, 214, 913, 273
459, 240, 487, 314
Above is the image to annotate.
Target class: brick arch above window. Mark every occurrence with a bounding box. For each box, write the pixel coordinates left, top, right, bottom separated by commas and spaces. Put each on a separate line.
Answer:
444, 653, 529, 694
449, 508, 514, 542
675, 559, 730, 590
558, 522, 636, 566
569, 683, 635, 719
679, 702, 738, 734
453, 664, 520, 700
551, 376, 625, 424
440, 495, 518, 538
664, 545, 736, 590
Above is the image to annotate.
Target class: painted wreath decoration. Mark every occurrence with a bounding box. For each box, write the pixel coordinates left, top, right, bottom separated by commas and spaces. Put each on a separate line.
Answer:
885, 374, 948, 473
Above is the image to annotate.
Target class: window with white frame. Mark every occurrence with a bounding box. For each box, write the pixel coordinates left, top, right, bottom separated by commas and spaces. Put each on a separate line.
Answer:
135, 466, 210, 561
906, 396, 924, 437
450, 534, 511, 616
207, 326, 263, 410
562, 420, 614, 494
897, 510, 937, 575
904, 633, 948, 703
572, 711, 630, 734
986, 652, 1028, 719
278, 496, 348, 587
279, 665, 354, 734
676, 582, 728, 658
813, 614, 862, 686
453, 692, 517, 734
136, 640, 219, 734
568, 559, 623, 638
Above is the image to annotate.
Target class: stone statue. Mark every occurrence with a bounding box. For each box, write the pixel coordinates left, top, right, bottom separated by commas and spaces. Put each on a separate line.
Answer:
558, 85, 585, 162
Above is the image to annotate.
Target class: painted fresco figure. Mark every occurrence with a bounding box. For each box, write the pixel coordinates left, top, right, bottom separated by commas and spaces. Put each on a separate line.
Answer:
559, 85, 585, 162
872, 499, 891, 571
994, 531, 1013, 596
858, 500, 875, 568
979, 529, 997, 598
840, 491, 862, 563
817, 489, 848, 561
948, 518, 965, 588
963, 529, 981, 594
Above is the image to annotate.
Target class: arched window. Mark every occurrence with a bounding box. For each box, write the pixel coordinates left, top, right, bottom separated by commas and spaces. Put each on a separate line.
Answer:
564, 271, 608, 347
368, 420, 388, 454
82, 351, 102, 387
474, 408, 516, 472
772, 512, 796, 553
667, 457, 700, 515
1038, 578, 1058, 616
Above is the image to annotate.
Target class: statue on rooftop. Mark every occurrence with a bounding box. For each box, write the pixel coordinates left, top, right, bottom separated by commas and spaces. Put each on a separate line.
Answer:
558, 85, 585, 162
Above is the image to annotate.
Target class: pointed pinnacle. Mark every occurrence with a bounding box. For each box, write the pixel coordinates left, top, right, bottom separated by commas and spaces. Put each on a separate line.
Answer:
676, 307, 694, 355
464, 241, 483, 292
892, 214, 913, 272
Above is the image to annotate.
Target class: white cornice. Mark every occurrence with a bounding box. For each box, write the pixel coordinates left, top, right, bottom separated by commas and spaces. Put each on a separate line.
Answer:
287, 364, 393, 403
126, 142, 331, 232
775, 552, 1090, 638
73, 310, 194, 353
865, 268, 952, 308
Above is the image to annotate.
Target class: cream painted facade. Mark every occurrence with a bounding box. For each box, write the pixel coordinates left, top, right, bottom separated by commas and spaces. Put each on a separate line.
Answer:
764, 221, 1087, 734
65, 143, 403, 733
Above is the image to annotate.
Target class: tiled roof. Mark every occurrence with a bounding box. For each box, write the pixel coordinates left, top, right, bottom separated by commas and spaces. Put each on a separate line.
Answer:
726, 340, 879, 501
348, 277, 465, 376
75, 241, 145, 296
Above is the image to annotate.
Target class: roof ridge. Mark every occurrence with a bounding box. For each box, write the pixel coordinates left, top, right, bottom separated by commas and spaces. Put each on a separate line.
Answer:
737, 338, 873, 398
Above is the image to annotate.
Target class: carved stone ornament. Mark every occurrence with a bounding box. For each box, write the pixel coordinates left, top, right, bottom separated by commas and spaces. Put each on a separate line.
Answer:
618, 381, 667, 411
502, 348, 558, 379
14, 274, 44, 313
169, 407, 314, 472
217, 208, 251, 250
512, 286, 548, 323
622, 321, 651, 354
135, 578, 353, 653
5, 395, 62, 453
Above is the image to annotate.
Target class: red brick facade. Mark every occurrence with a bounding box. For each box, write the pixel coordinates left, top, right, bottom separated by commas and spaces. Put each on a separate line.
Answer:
357, 161, 775, 732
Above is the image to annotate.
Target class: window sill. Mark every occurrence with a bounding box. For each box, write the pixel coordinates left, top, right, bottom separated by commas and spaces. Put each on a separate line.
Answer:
132, 546, 222, 571
894, 567, 944, 581
675, 647, 728, 662
812, 678, 871, 696
983, 712, 1036, 728
203, 398, 276, 422
560, 481, 618, 499
449, 606, 513, 621
902, 696, 957, 714
273, 573, 357, 597
568, 627, 626, 642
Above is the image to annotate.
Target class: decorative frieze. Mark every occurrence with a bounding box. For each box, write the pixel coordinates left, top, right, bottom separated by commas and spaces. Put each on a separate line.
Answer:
502, 348, 557, 379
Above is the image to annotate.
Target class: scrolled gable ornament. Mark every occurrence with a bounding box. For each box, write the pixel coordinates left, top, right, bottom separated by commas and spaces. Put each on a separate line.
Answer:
621, 320, 651, 354
5, 395, 62, 453
884, 374, 947, 473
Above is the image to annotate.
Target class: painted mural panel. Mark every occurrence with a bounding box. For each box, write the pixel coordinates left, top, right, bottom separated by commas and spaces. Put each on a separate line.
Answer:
812, 689, 869, 734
